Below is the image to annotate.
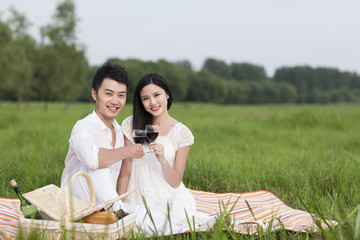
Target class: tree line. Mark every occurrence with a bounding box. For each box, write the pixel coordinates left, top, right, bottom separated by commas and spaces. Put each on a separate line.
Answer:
1, 0, 360, 109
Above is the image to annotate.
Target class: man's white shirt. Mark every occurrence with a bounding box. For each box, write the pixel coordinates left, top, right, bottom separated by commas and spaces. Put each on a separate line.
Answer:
60, 110, 123, 205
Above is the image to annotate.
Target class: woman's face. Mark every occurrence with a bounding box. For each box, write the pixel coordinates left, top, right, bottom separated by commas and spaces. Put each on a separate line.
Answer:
140, 83, 169, 117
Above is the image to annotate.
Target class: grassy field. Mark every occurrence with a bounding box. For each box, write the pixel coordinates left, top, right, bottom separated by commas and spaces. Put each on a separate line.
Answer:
0, 102, 359, 239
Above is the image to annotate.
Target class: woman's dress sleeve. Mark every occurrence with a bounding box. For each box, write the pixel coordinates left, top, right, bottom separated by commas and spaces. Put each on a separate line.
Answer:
174, 123, 194, 151
121, 116, 134, 144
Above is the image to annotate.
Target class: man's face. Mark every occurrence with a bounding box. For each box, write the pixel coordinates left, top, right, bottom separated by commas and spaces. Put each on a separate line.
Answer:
91, 78, 127, 125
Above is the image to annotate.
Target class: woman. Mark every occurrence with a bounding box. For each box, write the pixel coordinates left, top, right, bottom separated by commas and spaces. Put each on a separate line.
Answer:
118, 73, 215, 232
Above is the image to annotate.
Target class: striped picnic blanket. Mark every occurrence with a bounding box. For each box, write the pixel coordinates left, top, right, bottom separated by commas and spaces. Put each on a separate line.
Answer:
0, 198, 22, 240
190, 189, 337, 234
0, 190, 337, 239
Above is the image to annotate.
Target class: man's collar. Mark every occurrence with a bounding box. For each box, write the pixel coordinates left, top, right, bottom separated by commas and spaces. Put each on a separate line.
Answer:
91, 110, 121, 131
112, 117, 121, 131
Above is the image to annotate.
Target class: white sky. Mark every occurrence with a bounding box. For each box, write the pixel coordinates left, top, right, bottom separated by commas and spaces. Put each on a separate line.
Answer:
1, 0, 359, 77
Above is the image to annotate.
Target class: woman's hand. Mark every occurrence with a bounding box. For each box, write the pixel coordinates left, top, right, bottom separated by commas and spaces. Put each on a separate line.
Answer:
149, 142, 166, 164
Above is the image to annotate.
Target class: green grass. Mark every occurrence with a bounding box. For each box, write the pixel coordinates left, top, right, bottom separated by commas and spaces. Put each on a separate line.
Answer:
1, 102, 359, 239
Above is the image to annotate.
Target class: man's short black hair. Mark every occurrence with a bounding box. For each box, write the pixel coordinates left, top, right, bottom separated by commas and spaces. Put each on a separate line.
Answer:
92, 62, 129, 93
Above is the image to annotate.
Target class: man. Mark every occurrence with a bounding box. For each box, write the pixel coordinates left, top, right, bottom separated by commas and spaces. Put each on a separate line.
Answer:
60, 62, 144, 205
60, 63, 182, 235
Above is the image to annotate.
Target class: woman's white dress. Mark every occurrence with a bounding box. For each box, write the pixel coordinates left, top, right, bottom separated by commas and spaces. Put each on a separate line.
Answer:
121, 116, 215, 231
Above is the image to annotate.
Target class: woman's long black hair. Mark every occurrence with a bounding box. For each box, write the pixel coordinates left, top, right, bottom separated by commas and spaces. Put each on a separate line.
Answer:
133, 73, 173, 130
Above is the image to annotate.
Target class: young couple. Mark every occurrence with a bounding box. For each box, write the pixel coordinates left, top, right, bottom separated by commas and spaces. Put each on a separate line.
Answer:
60, 62, 215, 235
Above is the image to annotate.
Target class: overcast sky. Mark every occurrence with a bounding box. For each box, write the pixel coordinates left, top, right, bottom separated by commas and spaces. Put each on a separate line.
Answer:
1, 0, 359, 77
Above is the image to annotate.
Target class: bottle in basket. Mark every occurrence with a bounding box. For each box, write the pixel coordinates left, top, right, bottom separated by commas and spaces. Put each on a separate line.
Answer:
10, 179, 41, 219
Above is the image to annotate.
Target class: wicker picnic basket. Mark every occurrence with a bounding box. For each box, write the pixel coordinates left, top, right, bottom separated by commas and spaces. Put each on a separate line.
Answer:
20, 171, 137, 240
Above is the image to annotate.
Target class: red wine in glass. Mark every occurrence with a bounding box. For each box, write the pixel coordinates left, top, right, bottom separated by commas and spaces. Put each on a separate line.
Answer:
145, 125, 159, 143
132, 129, 147, 144
134, 136, 146, 144
146, 132, 159, 142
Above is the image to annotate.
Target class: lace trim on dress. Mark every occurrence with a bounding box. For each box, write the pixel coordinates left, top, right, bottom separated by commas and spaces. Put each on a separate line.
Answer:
167, 123, 194, 151
121, 116, 134, 143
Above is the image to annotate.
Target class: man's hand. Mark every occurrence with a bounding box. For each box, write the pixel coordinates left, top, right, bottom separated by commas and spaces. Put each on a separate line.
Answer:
98, 143, 144, 169
126, 144, 145, 159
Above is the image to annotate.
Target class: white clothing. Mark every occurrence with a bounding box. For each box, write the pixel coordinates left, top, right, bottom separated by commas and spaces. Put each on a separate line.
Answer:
111, 201, 186, 235
60, 110, 123, 205
60, 111, 179, 236
122, 116, 215, 230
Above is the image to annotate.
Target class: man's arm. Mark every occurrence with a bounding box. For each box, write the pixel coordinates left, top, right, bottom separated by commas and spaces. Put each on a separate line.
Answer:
98, 144, 143, 168
71, 121, 144, 170
117, 137, 133, 197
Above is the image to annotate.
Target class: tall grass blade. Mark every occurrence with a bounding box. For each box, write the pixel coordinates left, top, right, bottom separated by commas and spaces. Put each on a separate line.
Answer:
354, 204, 360, 239
298, 194, 337, 239
184, 209, 195, 240
245, 200, 257, 221
344, 205, 359, 225
166, 202, 173, 236
141, 195, 158, 237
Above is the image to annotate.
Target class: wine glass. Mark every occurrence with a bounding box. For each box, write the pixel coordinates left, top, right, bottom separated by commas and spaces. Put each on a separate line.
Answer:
145, 125, 159, 153
145, 125, 159, 143
132, 129, 147, 145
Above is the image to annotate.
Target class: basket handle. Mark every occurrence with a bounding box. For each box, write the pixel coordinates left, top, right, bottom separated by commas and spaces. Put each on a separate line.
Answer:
64, 171, 96, 222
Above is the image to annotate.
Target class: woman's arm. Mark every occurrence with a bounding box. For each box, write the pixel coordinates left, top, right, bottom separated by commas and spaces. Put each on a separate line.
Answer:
117, 137, 133, 198
150, 142, 190, 188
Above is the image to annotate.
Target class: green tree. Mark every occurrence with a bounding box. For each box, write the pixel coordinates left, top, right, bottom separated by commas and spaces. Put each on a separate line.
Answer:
202, 58, 231, 79
273, 65, 360, 104
39, 0, 88, 109
0, 8, 36, 108
230, 62, 267, 81
246, 81, 265, 104
0, 20, 13, 101
32, 46, 61, 107
155, 59, 190, 101
261, 80, 281, 103
224, 80, 250, 104
273, 66, 312, 103
77, 65, 99, 102
174, 59, 192, 71
277, 81, 297, 103
186, 70, 227, 104
109, 58, 191, 103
